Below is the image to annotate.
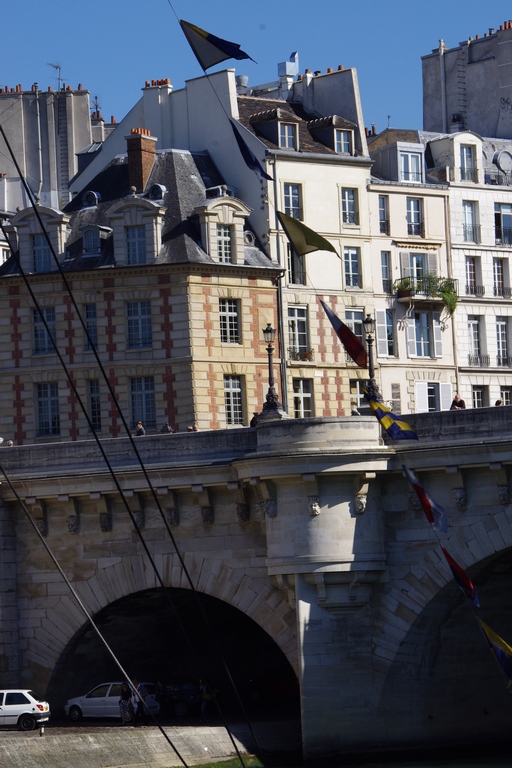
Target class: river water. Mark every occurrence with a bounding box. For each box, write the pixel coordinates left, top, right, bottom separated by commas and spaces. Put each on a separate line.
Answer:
338, 756, 510, 768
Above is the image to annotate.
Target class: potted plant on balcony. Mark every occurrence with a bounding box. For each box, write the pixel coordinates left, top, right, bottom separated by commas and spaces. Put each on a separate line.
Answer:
395, 277, 414, 298
438, 278, 458, 317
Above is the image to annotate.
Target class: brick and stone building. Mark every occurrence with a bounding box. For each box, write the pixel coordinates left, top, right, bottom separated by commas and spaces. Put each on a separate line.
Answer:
0, 130, 281, 441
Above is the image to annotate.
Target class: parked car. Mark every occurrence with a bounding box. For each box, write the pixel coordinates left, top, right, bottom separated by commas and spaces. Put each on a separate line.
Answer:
0, 689, 51, 731
164, 681, 200, 717
64, 682, 160, 721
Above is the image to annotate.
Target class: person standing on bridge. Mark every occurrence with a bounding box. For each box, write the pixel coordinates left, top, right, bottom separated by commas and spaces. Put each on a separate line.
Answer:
450, 393, 466, 410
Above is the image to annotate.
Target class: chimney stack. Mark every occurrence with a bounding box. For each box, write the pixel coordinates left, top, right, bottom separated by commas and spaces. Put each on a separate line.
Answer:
126, 128, 157, 192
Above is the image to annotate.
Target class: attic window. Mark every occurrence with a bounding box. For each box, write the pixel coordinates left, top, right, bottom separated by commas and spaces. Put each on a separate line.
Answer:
335, 129, 352, 154
279, 123, 298, 150
83, 229, 100, 254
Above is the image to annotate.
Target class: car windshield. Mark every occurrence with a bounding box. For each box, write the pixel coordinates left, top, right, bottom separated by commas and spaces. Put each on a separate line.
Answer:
27, 691, 44, 702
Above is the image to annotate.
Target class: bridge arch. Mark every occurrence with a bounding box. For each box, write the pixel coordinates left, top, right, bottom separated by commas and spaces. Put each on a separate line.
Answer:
38, 545, 297, 710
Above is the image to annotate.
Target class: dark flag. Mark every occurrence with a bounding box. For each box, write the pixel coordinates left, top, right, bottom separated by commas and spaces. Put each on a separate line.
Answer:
320, 300, 367, 368
180, 20, 255, 70
229, 120, 273, 181
278, 212, 338, 257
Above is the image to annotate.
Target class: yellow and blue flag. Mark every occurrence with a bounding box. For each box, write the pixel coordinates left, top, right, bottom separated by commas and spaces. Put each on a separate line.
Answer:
364, 391, 418, 441
180, 20, 255, 71
479, 620, 512, 687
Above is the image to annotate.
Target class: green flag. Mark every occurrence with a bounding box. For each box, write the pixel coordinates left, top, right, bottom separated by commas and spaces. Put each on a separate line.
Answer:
277, 211, 338, 258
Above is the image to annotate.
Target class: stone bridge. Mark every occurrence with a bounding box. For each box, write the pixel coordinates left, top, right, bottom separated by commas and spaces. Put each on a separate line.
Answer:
1, 409, 512, 759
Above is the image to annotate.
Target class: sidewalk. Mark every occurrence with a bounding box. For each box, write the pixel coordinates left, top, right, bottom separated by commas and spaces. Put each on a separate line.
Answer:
0, 720, 302, 768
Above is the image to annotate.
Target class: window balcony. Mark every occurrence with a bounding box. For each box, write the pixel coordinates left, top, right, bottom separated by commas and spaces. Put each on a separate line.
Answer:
288, 347, 315, 362
494, 285, 512, 298
468, 354, 490, 367
382, 279, 393, 295
460, 168, 478, 183
462, 224, 480, 243
485, 171, 512, 186
342, 212, 359, 225
288, 269, 306, 286
465, 283, 485, 296
497, 356, 512, 367
407, 222, 424, 237
379, 219, 390, 235
495, 227, 512, 245
394, 276, 458, 301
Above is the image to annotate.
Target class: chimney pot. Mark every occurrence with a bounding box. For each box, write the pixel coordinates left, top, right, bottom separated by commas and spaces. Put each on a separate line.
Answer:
126, 130, 157, 193
338, 65, 344, 70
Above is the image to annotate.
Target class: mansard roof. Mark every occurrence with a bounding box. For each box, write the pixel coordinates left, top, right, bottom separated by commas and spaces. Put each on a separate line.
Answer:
0, 148, 274, 275
237, 95, 343, 154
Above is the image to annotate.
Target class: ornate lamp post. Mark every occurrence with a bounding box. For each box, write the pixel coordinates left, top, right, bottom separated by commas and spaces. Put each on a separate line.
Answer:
362, 313, 381, 400
259, 323, 288, 421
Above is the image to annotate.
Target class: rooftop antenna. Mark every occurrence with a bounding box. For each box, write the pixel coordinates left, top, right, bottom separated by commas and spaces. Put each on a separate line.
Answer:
387, 114, 391, 128
91, 95, 101, 114
48, 62, 63, 90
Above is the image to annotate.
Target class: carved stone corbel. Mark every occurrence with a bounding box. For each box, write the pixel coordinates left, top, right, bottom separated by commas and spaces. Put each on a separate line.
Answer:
353, 472, 375, 515
303, 474, 321, 516
251, 478, 277, 519
26, 497, 48, 537
489, 464, 510, 506
272, 574, 296, 608
132, 492, 146, 529
165, 490, 180, 527
453, 487, 466, 508
229, 482, 250, 523
98, 495, 113, 532
192, 485, 214, 525
68, 498, 81, 534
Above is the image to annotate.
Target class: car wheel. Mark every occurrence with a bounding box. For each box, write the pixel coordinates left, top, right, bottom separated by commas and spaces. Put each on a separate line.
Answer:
18, 714, 36, 731
174, 700, 188, 717
68, 705, 83, 722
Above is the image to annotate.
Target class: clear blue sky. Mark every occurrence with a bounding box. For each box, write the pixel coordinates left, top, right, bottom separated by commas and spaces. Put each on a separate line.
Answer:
3, 1, 512, 133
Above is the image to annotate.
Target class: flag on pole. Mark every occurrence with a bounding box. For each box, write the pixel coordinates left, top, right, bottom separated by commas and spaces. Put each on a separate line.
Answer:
180, 20, 255, 71
320, 300, 367, 368
229, 120, 273, 181
363, 393, 419, 441
278, 212, 338, 258
440, 546, 479, 607
402, 465, 448, 531
479, 620, 512, 687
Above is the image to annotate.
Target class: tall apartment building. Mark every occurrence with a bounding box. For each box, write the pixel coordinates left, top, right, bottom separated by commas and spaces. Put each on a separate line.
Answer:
368, 127, 512, 408
0, 83, 94, 211
422, 19, 512, 138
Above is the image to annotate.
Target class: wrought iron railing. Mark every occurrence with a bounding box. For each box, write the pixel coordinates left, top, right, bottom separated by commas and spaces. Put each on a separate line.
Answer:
465, 284, 485, 296
407, 222, 424, 237
288, 347, 315, 362
468, 354, 490, 367
462, 224, 480, 243
495, 227, 512, 245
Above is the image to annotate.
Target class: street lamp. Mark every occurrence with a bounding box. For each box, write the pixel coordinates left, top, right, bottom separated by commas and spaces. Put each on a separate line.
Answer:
259, 323, 288, 421
362, 313, 381, 400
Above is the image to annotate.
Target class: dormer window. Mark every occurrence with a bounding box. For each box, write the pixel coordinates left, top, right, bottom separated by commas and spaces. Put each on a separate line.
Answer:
195, 196, 251, 266
33, 234, 52, 272
279, 123, 297, 150
106, 198, 163, 267
335, 129, 352, 154
126, 224, 147, 265
83, 229, 100, 254
400, 152, 423, 183
217, 225, 233, 263
460, 144, 477, 182
81, 225, 112, 257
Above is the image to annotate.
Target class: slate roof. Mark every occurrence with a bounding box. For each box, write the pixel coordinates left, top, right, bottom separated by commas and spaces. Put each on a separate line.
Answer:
237, 95, 346, 155
0, 148, 275, 276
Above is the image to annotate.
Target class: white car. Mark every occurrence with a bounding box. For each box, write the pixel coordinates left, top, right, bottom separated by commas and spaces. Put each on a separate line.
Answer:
64, 681, 160, 721
0, 689, 51, 730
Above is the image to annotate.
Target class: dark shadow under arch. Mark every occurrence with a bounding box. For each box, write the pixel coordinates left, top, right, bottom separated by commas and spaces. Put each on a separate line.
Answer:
377, 549, 512, 748
48, 587, 299, 721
